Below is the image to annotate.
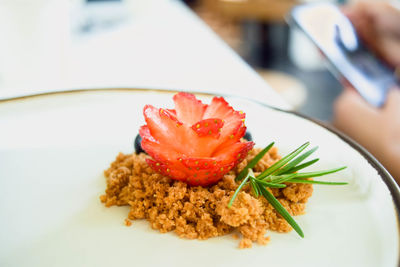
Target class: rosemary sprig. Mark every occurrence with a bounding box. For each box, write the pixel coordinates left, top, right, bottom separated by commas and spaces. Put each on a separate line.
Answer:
235, 142, 274, 182
228, 141, 347, 238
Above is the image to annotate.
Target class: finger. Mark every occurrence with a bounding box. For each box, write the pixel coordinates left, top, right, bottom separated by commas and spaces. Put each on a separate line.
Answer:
339, 77, 353, 88
343, 1, 396, 66
342, 1, 366, 20
334, 88, 378, 123
340, 4, 355, 18
370, 2, 400, 36
384, 88, 400, 117
378, 39, 400, 68
333, 89, 380, 150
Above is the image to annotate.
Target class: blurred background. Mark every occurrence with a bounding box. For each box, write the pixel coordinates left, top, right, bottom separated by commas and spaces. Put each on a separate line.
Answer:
0, 0, 353, 121
187, 0, 344, 120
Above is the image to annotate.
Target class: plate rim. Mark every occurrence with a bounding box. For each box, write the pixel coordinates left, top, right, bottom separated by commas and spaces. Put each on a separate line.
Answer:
1, 87, 399, 265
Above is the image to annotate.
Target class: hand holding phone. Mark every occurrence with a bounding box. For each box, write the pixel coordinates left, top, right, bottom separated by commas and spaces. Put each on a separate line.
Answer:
289, 2, 400, 107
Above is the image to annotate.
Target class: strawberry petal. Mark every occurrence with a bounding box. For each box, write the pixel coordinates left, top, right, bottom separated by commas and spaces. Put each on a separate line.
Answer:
214, 141, 254, 165
141, 135, 180, 163
180, 157, 236, 186
214, 124, 247, 152
146, 159, 186, 180
143, 105, 194, 155
203, 97, 246, 144
139, 125, 156, 142
181, 158, 214, 169
173, 92, 207, 125
191, 118, 224, 138
159, 108, 183, 126
203, 97, 245, 121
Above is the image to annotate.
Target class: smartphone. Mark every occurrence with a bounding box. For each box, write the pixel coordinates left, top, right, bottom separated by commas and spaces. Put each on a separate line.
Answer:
289, 2, 399, 107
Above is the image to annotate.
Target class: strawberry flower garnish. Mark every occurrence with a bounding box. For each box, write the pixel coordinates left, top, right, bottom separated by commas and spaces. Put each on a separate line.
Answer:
139, 92, 254, 186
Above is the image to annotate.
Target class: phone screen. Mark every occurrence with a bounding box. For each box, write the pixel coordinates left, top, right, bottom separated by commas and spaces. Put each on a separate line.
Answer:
290, 2, 399, 107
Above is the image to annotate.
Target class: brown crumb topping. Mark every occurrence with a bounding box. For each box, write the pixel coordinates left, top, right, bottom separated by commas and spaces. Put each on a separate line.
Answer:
100, 147, 313, 248
124, 218, 132, 227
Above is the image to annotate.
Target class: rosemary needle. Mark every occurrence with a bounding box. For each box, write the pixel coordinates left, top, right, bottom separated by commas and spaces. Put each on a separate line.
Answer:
228, 169, 253, 208
249, 177, 260, 198
258, 185, 304, 238
257, 142, 310, 179
276, 146, 319, 175
291, 166, 347, 179
287, 179, 348, 185
235, 142, 274, 182
284, 158, 319, 174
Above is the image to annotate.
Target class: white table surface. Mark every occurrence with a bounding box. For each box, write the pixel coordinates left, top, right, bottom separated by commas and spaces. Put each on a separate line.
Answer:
0, 0, 288, 109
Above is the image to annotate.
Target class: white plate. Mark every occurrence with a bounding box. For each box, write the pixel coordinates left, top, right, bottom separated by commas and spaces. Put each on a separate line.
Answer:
0, 89, 399, 267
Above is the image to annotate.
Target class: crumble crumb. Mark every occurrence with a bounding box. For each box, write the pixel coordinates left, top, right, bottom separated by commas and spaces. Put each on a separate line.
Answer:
124, 218, 132, 227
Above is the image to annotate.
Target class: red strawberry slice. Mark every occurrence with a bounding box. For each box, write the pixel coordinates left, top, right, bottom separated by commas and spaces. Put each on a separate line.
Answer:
139, 92, 254, 186
213, 141, 254, 165
181, 158, 217, 169
146, 158, 186, 180
186, 97, 247, 155
191, 118, 224, 138
160, 108, 183, 126
173, 92, 207, 125
143, 105, 193, 154
203, 97, 246, 145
